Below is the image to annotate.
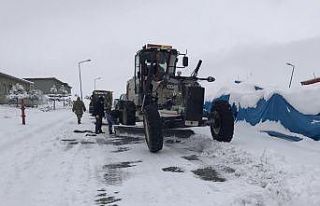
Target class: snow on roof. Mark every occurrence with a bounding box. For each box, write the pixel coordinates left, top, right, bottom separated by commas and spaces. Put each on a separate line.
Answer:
0, 71, 34, 84
24, 77, 72, 88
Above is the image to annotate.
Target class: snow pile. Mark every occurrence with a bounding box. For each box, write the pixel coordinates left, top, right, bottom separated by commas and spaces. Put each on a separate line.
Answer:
281, 83, 320, 115
209, 82, 320, 115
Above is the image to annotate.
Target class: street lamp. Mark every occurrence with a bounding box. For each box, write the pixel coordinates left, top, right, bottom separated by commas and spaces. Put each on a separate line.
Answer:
94, 77, 102, 90
78, 59, 91, 100
286, 62, 295, 88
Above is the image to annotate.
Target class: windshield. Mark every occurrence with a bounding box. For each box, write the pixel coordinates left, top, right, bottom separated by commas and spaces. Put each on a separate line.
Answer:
140, 50, 177, 78
168, 54, 177, 76
143, 51, 168, 67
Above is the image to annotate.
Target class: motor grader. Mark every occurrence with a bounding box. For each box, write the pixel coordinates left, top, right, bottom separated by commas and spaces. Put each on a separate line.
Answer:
114, 44, 234, 152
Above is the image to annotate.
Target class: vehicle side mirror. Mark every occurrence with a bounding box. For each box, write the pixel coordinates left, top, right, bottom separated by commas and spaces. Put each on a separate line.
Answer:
183, 56, 188, 67
207, 76, 215, 82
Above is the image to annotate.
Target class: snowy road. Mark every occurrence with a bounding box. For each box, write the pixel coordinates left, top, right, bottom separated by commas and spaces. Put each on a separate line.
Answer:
0, 106, 320, 206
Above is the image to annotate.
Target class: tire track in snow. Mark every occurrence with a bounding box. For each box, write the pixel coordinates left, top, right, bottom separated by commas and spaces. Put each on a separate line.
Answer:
0, 111, 73, 153
0, 111, 102, 205
0, 117, 76, 205
165, 135, 293, 206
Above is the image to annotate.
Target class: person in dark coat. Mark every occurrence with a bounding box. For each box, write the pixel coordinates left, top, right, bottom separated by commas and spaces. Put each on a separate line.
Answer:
72, 97, 86, 124
93, 96, 105, 134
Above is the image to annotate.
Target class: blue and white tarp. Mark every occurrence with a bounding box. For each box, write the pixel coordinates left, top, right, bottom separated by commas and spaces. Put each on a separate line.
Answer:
205, 93, 320, 141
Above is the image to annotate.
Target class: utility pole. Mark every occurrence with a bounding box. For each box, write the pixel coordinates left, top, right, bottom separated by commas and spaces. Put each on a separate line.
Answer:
78, 59, 91, 100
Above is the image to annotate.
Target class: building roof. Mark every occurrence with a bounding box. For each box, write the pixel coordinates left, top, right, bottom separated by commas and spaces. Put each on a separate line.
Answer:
24, 77, 72, 88
300, 77, 320, 85
0, 71, 34, 84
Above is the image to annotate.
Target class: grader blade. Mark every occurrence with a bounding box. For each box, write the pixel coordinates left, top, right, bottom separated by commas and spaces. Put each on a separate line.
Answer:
113, 125, 194, 138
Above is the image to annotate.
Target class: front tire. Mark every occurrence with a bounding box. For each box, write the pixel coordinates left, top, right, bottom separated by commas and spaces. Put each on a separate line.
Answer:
209, 100, 234, 142
143, 104, 163, 152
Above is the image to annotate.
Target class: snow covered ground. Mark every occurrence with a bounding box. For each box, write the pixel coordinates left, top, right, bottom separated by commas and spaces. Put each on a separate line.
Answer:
0, 105, 320, 206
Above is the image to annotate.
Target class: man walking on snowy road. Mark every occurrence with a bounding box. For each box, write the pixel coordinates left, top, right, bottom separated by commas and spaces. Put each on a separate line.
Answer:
93, 96, 105, 134
72, 97, 86, 124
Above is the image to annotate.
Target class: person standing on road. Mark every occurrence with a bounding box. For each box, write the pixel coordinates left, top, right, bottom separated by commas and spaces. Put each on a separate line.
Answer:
72, 97, 86, 124
93, 96, 105, 134
106, 110, 116, 134
104, 97, 115, 135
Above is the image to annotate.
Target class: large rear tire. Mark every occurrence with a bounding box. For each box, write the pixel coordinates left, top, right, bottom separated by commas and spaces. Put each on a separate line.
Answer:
143, 104, 163, 152
210, 100, 234, 142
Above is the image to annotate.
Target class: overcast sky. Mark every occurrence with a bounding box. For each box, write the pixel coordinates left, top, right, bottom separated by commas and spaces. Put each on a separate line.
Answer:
1, 0, 320, 98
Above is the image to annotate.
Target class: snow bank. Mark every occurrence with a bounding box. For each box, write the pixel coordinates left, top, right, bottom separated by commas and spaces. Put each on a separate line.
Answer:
208, 82, 320, 115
